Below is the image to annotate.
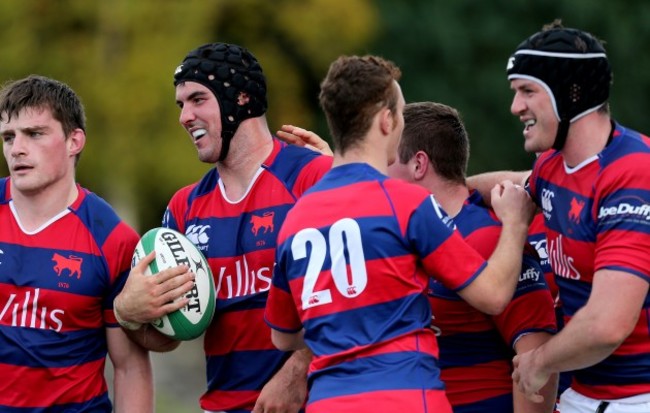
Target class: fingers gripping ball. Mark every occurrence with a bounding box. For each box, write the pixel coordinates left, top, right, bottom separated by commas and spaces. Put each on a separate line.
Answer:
132, 227, 216, 340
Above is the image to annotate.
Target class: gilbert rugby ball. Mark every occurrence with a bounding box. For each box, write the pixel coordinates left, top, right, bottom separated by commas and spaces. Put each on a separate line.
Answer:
132, 227, 216, 341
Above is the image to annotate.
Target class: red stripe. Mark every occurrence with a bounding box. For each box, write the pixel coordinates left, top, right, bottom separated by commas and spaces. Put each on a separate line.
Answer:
204, 308, 276, 354
307, 388, 452, 413
441, 361, 512, 405
0, 285, 103, 331
0, 359, 106, 407
200, 389, 257, 411
310, 330, 438, 372
289, 255, 428, 320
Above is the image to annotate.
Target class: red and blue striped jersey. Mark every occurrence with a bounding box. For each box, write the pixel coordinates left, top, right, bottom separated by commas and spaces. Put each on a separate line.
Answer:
528, 212, 560, 302
0, 178, 139, 412
266, 163, 490, 413
529, 122, 650, 399
163, 139, 331, 412
430, 191, 556, 412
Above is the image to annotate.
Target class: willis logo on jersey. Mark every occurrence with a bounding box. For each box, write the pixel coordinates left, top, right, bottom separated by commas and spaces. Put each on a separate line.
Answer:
0, 288, 65, 332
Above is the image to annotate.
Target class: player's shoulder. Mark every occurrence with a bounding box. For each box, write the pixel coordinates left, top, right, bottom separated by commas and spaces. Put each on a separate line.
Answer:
601, 123, 650, 165
72, 186, 139, 246
267, 138, 332, 172
170, 169, 216, 205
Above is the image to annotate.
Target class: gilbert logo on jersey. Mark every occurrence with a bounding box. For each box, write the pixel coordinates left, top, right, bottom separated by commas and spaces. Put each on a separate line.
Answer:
52, 253, 83, 279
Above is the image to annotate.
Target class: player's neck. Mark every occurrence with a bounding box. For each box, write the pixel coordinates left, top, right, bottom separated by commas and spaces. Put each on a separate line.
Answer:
216, 124, 274, 200
426, 178, 469, 218
561, 113, 612, 168
332, 146, 389, 174
11, 178, 79, 232
332, 131, 391, 174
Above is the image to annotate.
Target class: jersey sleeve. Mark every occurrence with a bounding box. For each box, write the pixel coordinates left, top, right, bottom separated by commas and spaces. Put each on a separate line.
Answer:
594, 152, 650, 282
265, 238, 303, 333
492, 253, 557, 347
101, 221, 140, 327
407, 194, 486, 291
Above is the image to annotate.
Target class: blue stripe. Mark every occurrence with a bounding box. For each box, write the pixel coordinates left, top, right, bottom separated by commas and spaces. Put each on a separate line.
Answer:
215, 290, 267, 312
308, 351, 443, 403
206, 349, 289, 392
0, 243, 109, 297
554, 277, 592, 316
438, 329, 512, 368
575, 352, 650, 386
454, 392, 513, 413
303, 293, 432, 357
0, 326, 107, 368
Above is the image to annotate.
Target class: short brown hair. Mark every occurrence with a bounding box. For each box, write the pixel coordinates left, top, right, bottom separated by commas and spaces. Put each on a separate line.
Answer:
398, 102, 469, 185
319, 55, 401, 154
0, 75, 86, 137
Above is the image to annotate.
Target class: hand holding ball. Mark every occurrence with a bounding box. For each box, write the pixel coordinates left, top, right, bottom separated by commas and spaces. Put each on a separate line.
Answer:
132, 227, 216, 340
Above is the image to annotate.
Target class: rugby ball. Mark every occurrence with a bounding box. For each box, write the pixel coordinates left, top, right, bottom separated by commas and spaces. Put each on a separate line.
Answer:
132, 227, 216, 341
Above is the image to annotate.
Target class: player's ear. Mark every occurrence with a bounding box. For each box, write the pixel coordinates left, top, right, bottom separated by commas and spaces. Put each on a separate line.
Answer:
67, 128, 85, 158
379, 107, 394, 135
412, 150, 429, 180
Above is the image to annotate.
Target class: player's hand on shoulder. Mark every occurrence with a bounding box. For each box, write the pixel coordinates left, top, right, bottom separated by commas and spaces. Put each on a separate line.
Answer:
491, 180, 536, 226
277, 124, 333, 156
115, 251, 195, 324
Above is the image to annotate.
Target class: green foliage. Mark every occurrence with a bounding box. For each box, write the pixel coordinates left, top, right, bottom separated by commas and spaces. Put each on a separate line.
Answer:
370, 0, 650, 174
0, 0, 376, 232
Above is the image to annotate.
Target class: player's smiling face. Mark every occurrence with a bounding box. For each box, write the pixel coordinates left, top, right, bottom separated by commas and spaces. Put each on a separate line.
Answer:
176, 81, 224, 163
510, 78, 557, 153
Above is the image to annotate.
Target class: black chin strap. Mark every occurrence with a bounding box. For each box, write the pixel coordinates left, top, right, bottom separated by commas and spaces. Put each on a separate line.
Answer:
552, 118, 570, 150
218, 130, 234, 162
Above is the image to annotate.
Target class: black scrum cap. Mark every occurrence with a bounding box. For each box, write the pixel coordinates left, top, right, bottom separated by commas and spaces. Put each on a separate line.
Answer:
507, 27, 612, 150
174, 43, 267, 161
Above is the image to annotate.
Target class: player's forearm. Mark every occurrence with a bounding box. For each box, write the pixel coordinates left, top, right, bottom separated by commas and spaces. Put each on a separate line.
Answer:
112, 351, 154, 413
466, 170, 531, 205
481, 221, 529, 312
513, 333, 558, 413
531, 311, 622, 376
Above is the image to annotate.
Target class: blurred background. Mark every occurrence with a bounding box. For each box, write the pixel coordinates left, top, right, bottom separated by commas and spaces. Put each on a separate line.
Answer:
2, 0, 649, 411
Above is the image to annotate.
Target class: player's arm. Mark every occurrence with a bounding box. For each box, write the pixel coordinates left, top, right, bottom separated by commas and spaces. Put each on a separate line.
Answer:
466, 170, 531, 206
513, 269, 649, 401
456, 181, 536, 314
277, 124, 333, 156
107, 326, 154, 413
113, 251, 192, 351
253, 347, 311, 413
513, 332, 558, 413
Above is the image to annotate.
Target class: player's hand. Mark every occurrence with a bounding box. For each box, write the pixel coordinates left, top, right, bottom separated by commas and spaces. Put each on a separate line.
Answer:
252, 349, 309, 413
114, 251, 195, 324
491, 180, 535, 226
251, 370, 306, 413
277, 124, 333, 156
512, 349, 549, 404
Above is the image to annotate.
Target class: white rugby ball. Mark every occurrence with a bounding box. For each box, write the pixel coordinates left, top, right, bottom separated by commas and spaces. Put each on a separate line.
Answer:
132, 227, 216, 341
